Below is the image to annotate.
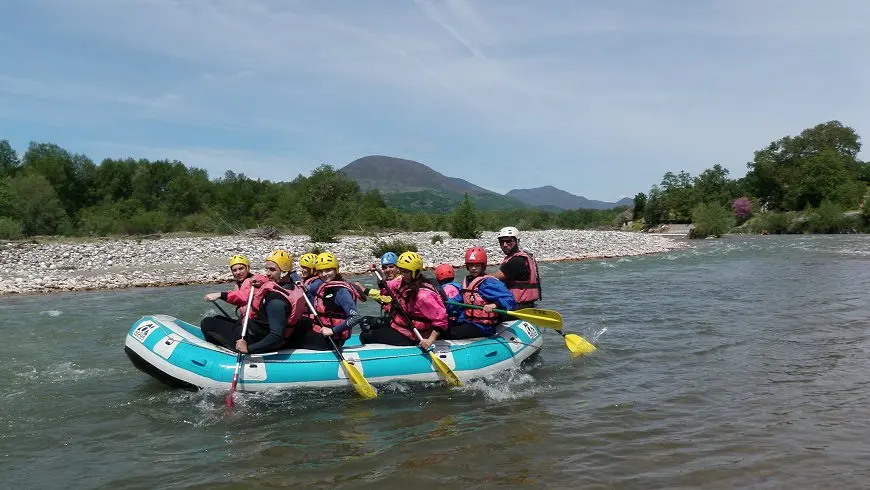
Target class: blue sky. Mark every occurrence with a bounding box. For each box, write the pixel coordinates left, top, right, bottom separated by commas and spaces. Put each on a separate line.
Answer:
1, 0, 868, 201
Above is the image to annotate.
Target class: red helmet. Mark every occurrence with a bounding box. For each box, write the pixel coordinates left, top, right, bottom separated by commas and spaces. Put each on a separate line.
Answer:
464, 247, 487, 265
434, 263, 454, 282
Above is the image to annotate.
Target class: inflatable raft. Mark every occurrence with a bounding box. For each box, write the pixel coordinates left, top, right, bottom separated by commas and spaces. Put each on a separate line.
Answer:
124, 315, 543, 392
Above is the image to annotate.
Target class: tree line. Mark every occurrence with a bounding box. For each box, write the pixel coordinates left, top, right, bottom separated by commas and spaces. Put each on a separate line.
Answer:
0, 140, 626, 241
631, 121, 870, 236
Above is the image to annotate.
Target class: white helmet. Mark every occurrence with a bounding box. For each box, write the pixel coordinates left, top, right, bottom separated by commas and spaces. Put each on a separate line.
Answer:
498, 226, 520, 239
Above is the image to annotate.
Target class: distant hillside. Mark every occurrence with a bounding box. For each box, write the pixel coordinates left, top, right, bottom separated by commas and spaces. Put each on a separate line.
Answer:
506, 185, 633, 210
339, 155, 528, 212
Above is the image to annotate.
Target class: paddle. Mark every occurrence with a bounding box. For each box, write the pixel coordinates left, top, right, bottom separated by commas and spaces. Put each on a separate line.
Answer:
447, 301, 597, 356
226, 283, 255, 409
298, 283, 377, 400
211, 300, 237, 320
373, 269, 462, 387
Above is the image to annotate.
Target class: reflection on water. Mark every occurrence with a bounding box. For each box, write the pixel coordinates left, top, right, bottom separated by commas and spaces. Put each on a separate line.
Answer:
1, 235, 870, 488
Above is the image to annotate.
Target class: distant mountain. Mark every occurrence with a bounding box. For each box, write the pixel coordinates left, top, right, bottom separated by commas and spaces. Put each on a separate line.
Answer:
340, 155, 528, 212
506, 185, 633, 210
339, 155, 632, 213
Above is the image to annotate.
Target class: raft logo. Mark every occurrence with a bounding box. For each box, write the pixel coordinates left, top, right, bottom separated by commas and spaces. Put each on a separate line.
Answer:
519, 322, 538, 340
132, 321, 159, 343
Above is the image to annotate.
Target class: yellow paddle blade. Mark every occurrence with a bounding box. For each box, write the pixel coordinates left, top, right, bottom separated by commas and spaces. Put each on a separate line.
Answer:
341, 360, 378, 399
509, 308, 563, 330
429, 351, 462, 387
564, 333, 597, 356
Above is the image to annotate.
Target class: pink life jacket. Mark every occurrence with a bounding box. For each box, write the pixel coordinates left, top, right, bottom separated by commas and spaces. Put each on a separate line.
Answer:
388, 281, 448, 341
312, 280, 360, 341
461, 275, 501, 326
500, 250, 541, 304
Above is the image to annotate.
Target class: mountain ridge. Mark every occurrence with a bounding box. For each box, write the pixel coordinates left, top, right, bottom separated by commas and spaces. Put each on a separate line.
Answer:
339, 155, 631, 212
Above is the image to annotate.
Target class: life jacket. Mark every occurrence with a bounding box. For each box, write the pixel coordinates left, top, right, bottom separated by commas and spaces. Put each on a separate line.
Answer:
253, 280, 306, 340
312, 280, 360, 340
461, 275, 501, 326
388, 281, 444, 341
500, 250, 541, 304
439, 281, 462, 323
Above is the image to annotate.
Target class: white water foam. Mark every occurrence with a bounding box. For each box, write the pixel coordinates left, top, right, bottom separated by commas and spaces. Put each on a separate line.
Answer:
16, 362, 119, 384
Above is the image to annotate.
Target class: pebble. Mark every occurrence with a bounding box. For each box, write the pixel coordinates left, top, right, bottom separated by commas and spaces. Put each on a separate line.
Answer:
0, 230, 690, 295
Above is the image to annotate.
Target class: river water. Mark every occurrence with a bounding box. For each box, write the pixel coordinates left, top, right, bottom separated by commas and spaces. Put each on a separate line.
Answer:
2, 235, 869, 489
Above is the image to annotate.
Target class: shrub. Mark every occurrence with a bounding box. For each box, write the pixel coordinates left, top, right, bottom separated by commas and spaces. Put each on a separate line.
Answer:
308, 245, 325, 255
449, 193, 481, 239
0, 217, 23, 239
732, 197, 751, 224
308, 221, 339, 243
807, 200, 846, 233
371, 239, 418, 258
430, 234, 443, 244
178, 213, 219, 233
690, 202, 734, 238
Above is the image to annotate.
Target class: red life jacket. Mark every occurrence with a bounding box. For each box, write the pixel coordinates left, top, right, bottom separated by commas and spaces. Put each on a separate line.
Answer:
313, 280, 360, 340
500, 250, 541, 304
461, 275, 501, 326
254, 280, 306, 340
389, 282, 445, 341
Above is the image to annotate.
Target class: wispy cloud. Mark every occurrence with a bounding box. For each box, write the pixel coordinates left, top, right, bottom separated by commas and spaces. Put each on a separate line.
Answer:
0, 0, 868, 199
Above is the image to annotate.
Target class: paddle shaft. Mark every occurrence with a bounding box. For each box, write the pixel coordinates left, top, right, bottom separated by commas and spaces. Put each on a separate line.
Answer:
227, 283, 255, 408
299, 283, 350, 363
373, 269, 432, 349
211, 300, 236, 320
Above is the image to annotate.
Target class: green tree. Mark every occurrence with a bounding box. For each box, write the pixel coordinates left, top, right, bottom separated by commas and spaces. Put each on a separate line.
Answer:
449, 193, 481, 238
7, 173, 69, 235
690, 202, 734, 238
632, 192, 646, 220
0, 139, 20, 177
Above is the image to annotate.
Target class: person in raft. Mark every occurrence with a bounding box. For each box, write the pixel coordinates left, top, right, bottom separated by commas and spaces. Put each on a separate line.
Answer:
201, 250, 309, 353
434, 263, 463, 325
297, 252, 319, 286
446, 247, 517, 340
228, 254, 253, 289
490, 226, 542, 309
353, 251, 399, 308
360, 251, 448, 348
303, 252, 365, 350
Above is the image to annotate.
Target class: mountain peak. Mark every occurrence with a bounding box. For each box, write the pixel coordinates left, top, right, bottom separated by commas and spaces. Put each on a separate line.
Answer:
506, 186, 631, 210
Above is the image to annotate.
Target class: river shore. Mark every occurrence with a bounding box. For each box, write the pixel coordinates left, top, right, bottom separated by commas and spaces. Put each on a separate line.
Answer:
0, 229, 690, 295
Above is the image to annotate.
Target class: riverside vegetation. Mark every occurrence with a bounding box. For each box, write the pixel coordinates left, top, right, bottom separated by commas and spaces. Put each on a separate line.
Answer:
1, 119, 868, 243
631, 120, 870, 237
0, 141, 624, 242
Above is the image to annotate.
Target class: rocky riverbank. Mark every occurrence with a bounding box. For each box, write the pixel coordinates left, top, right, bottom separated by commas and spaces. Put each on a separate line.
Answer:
0, 230, 690, 295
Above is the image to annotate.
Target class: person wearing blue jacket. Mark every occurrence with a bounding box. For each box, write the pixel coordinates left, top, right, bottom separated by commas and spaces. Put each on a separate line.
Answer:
447, 247, 517, 339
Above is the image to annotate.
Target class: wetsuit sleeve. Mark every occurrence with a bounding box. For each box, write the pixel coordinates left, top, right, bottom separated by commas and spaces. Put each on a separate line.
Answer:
246, 299, 287, 353
330, 288, 361, 335
306, 279, 323, 303
499, 256, 530, 282
479, 278, 518, 311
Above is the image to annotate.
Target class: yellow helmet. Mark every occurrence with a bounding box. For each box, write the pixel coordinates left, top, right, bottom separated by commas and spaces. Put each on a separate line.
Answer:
396, 251, 424, 278
265, 249, 293, 273
299, 252, 318, 270
315, 252, 339, 271
228, 254, 250, 269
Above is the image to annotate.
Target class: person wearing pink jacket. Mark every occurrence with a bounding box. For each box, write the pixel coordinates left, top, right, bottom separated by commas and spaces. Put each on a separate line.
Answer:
359, 252, 448, 349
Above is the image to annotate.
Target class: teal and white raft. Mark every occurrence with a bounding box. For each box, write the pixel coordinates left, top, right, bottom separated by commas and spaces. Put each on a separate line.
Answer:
124, 315, 543, 392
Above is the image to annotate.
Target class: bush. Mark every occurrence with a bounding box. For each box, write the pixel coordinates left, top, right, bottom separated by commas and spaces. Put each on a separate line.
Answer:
178, 213, 219, 233
308, 221, 339, 243
0, 217, 23, 239
449, 193, 481, 239
732, 197, 751, 224
690, 202, 734, 238
807, 200, 846, 233
430, 234, 443, 244
371, 239, 418, 258
124, 211, 170, 235
308, 245, 325, 255
751, 212, 790, 234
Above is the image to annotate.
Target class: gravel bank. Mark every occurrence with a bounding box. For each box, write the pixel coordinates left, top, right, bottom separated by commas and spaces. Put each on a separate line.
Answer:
0, 230, 690, 295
